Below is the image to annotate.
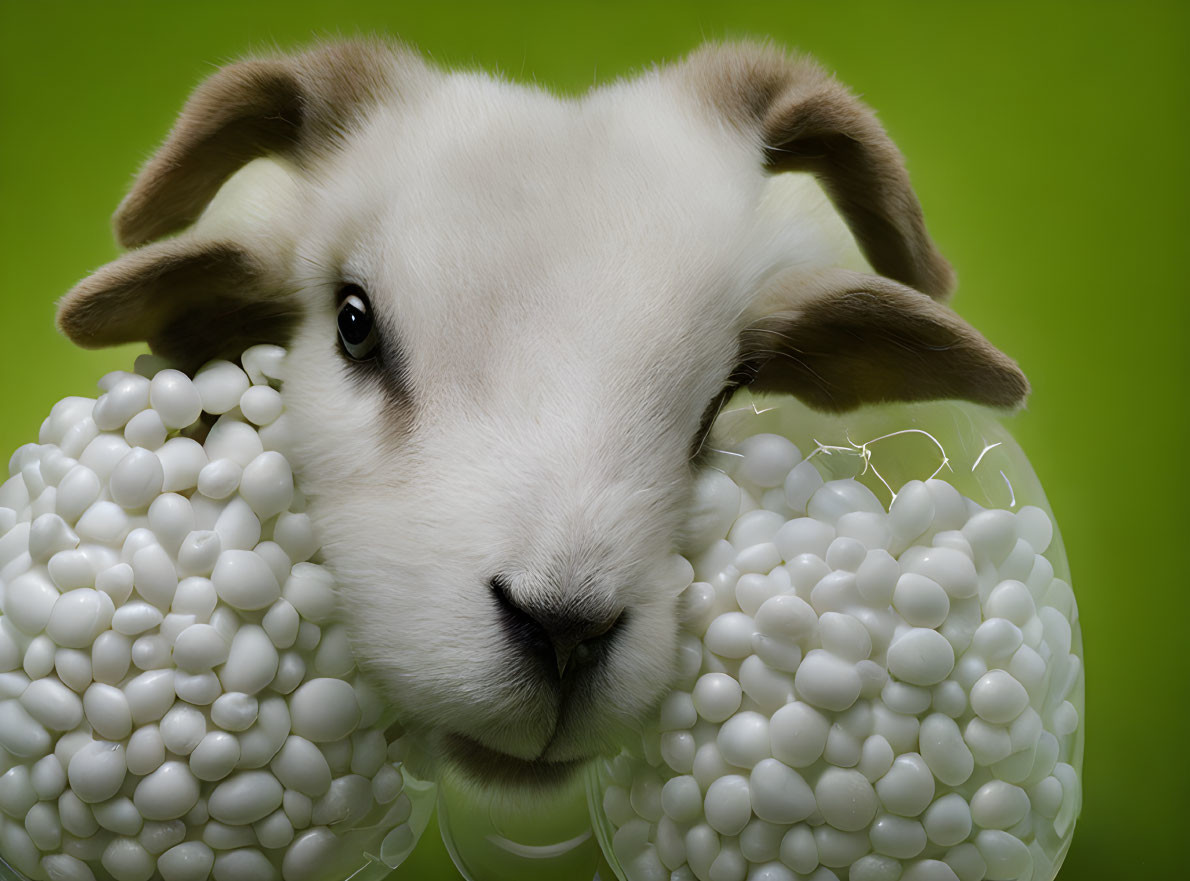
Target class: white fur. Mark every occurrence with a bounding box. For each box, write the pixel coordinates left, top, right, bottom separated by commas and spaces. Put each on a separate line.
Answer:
197, 60, 867, 776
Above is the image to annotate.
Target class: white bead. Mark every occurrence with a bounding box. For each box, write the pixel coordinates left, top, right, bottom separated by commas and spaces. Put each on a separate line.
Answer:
172, 624, 229, 672
809, 479, 884, 524
784, 461, 824, 512
717, 711, 770, 767
207, 770, 284, 824
19, 677, 83, 732
176, 531, 221, 578
92, 375, 150, 431
91, 630, 131, 685
273, 513, 318, 562
371, 765, 404, 805
189, 731, 241, 782
311, 773, 373, 827
112, 601, 163, 636
122, 669, 175, 726
818, 613, 872, 663
974, 830, 1031, 880
133, 761, 201, 821
196, 458, 242, 500
130, 543, 178, 609
100, 837, 154, 881
290, 678, 360, 742
969, 670, 1028, 724
875, 752, 935, 817
737, 434, 801, 488
898, 546, 977, 599
218, 626, 278, 695
123, 407, 167, 450
282, 563, 337, 623
156, 438, 207, 493
193, 360, 250, 415
705, 612, 755, 659
815, 767, 878, 832
241, 345, 286, 385
211, 692, 258, 732
149, 369, 203, 429
82, 683, 133, 739
282, 827, 339, 881
685, 469, 743, 548
5, 570, 60, 634
238, 384, 284, 427
970, 780, 1029, 830
887, 629, 955, 686
67, 740, 126, 803
918, 713, 974, 787
794, 650, 861, 711
211, 549, 280, 611
750, 758, 815, 824
774, 517, 834, 561
239, 452, 294, 519
703, 774, 751, 835
47, 588, 113, 648
770, 701, 829, 767
160, 703, 207, 755
47, 549, 96, 590
262, 600, 300, 649
109, 447, 164, 509
55, 465, 102, 525
203, 417, 263, 468
985, 581, 1035, 627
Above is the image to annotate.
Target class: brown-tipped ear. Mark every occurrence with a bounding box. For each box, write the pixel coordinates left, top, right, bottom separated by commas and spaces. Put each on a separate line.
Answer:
678, 40, 955, 300
740, 269, 1028, 412
113, 35, 415, 248
57, 238, 299, 372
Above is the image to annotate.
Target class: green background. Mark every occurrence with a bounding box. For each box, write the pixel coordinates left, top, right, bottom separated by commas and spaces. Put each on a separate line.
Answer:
1, 1, 1185, 879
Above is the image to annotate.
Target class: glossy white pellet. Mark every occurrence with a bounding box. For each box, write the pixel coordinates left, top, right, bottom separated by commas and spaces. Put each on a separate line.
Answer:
192, 361, 249, 416
92, 376, 150, 432
281, 563, 337, 623
0, 700, 52, 758
109, 448, 165, 511
122, 669, 175, 726
125, 726, 166, 777
149, 370, 203, 430
794, 650, 861, 711
67, 741, 126, 803
289, 678, 360, 742
91, 631, 132, 684
133, 762, 201, 821
703, 774, 752, 836
46, 588, 114, 650
210, 692, 258, 733
156, 438, 207, 493
123, 408, 167, 450
111, 602, 163, 636
218, 626, 278, 696
47, 549, 96, 590
211, 549, 280, 611
196, 458, 242, 500
815, 767, 878, 832
769, 701, 829, 768
171, 624, 228, 672
717, 711, 770, 767
886, 629, 955, 687
160, 704, 206, 756
969, 671, 1029, 724
5, 570, 61, 635
207, 770, 284, 825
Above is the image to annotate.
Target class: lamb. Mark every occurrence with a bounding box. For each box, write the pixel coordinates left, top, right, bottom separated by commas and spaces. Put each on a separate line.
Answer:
0, 34, 1084, 881
53, 35, 1027, 789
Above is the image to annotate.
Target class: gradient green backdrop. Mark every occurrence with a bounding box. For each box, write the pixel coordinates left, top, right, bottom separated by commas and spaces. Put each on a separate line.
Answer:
1, 2, 1186, 879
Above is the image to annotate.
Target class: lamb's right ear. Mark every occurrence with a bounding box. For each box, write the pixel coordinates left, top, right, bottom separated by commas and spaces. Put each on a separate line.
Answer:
56, 236, 298, 372
112, 35, 415, 248
676, 40, 955, 300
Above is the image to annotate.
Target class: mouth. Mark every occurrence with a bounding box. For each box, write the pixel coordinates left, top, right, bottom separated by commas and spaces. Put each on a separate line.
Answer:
444, 733, 587, 788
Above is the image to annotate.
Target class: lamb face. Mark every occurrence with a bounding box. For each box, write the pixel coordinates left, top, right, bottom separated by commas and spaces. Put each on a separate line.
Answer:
56, 37, 1029, 786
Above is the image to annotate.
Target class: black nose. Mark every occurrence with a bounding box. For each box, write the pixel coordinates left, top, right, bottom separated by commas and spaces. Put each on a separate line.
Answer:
488, 575, 625, 677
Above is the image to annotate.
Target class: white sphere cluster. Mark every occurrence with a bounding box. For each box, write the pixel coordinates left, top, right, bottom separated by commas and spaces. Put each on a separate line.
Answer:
0, 347, 417, 881
597, 434, 1082, 881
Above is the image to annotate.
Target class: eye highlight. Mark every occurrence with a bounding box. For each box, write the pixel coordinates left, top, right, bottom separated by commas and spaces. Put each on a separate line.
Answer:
336, 284, 379, 360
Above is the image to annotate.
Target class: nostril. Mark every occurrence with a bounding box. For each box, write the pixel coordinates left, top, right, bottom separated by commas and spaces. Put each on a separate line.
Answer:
488, 575, 626, 677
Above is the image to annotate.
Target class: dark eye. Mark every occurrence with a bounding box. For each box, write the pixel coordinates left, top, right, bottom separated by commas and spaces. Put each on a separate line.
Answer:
337, 284, 378, 360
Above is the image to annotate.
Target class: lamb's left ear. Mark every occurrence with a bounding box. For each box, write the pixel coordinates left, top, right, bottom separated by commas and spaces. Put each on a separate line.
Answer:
56, 236, 297, 372
676, 40, 955, 300
740, 269, 1029, 412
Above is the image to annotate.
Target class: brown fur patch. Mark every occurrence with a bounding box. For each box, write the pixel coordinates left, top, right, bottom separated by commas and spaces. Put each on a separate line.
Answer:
112, 35, 421, 249
675, 39, 956, 301
57, 237, 299, 371
739, 269, 1029, 412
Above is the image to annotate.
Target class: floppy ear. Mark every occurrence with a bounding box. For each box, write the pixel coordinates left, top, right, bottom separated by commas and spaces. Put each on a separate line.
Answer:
678, 40, 955, 300
56, 237, 299, 372
58, 36, 416, 368
739, 269, 1029, 412
112, 35, 413, 248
